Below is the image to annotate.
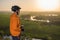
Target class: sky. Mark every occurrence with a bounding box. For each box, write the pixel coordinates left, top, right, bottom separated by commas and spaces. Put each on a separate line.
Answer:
0, 0, 60, 12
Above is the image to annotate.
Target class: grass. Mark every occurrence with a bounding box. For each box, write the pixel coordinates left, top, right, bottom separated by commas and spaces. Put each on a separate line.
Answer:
21, 20, 60, 40
0, 12, 60, 40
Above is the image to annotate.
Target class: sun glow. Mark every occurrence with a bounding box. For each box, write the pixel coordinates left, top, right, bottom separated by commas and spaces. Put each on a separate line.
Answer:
36, 0, 59, 11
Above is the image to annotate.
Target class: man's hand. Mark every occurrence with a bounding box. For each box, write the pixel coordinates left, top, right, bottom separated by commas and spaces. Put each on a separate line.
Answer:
21, 25, 24, 31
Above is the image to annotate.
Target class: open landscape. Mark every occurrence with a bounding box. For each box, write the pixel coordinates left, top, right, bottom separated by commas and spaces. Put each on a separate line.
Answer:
0, 11, 60, 40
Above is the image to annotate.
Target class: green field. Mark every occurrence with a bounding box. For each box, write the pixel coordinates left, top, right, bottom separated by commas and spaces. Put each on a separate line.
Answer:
0, 11, 60, 40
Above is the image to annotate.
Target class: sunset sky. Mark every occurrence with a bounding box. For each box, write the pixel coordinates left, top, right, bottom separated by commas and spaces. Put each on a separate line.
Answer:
0, 0, 60, 12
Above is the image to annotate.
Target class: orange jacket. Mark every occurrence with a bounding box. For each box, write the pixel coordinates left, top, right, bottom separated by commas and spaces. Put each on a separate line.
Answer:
10, 13, 21, 36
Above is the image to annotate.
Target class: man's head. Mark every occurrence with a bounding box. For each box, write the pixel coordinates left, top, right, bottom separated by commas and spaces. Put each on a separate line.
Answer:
11, 5, 21, 15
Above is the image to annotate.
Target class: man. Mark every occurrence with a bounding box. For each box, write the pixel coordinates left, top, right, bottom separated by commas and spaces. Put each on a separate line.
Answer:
10, 5, 21, 40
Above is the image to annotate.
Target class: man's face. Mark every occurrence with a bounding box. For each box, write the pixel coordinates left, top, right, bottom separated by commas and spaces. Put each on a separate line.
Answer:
17, 9, 20, 15
18, 10, 20, 13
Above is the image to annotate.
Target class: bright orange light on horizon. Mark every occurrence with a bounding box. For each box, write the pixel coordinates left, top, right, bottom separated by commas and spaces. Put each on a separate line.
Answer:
0, 0, 60, 12
36, 0, 59, 11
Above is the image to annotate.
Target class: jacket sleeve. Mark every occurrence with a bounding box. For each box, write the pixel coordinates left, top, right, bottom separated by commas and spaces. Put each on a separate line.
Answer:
17, 17, 21, 31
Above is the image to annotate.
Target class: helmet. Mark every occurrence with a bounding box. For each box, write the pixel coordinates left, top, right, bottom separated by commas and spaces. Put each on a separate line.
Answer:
11, 5, 21, 12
